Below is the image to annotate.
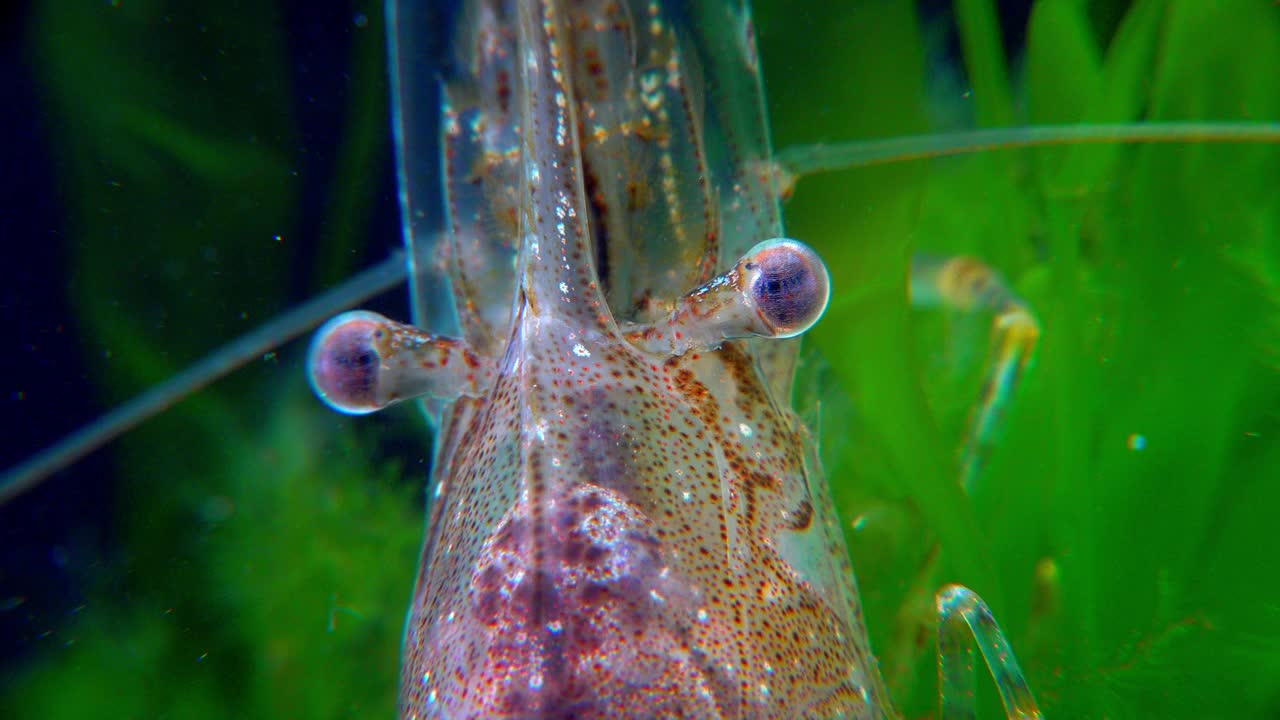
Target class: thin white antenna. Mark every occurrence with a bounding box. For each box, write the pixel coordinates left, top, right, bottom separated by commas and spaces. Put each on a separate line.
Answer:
777, 122, 1280, 177
0, 252, 408, 506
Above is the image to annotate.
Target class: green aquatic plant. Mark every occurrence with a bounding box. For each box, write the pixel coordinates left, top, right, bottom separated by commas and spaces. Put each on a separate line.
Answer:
763, 1, 1280, 716
8, 0, 419, 717
5, 1, 1280, 718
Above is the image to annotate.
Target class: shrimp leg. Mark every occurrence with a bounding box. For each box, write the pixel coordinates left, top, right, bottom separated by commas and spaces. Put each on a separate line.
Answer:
908, 254, 1040, 492
936, 584, 1043, 720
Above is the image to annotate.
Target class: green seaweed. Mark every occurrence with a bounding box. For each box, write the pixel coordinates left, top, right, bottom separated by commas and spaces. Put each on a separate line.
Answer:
8, 0, 420, 717
763, 0, 1280, 717
5, 1, 1279, 718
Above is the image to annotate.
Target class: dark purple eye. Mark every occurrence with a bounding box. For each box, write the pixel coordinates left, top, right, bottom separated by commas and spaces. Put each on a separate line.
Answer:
740, 239, 831, 338
307, 311, 387, 414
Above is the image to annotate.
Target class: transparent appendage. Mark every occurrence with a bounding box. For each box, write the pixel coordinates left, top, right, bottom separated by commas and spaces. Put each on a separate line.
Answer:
0, 253, 408, 506
937, 584, 1043, 720
776, 122, 1280, 180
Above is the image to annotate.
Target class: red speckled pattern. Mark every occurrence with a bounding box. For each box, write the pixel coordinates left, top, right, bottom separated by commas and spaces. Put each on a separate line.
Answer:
394, 0, 892, 717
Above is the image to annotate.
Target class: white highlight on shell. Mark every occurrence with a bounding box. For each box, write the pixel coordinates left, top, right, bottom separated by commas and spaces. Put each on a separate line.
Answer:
572, 343, 591, 357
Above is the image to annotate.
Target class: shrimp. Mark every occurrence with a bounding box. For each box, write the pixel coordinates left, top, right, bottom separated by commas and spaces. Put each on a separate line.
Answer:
3, 2, 1279, 718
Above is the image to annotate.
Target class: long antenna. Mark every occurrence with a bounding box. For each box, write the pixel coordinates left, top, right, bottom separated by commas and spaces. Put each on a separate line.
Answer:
0, 252, 408, 506
777, 122, 1280, 178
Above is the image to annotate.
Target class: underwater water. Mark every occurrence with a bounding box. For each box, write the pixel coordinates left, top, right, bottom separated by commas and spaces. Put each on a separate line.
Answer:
2, 1, 1279, 718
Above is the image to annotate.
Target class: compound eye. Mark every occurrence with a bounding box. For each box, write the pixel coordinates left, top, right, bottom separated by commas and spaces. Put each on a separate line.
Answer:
307, 311, 388, 414
740, 238, 831, 338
